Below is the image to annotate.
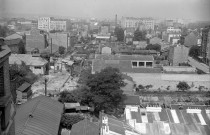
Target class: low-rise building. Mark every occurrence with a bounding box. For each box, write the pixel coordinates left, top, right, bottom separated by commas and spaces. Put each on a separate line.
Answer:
16, 82, 32, 103
92, 54, 161, 74
9, 54, 48, 75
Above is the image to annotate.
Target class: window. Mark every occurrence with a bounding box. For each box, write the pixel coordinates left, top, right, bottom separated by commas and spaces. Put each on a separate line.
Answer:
132, 62, 138, 67
34, 66, 41, 69
146, 62, 153, 67
139, 62, 145, 67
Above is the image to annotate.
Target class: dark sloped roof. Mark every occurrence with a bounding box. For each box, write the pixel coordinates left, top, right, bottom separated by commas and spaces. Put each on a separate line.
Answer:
4, 38, 21, 45
15, 96, 64, 135
124, 95, 141, 105
71, 119, 99, 135
17, 82, 31, 92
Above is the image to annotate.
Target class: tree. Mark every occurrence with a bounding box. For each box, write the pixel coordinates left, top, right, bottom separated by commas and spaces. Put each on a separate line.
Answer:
114, 27, 124, 42
146, 44, 161, 52
59, 46, 66, 55
84, 67, 126, 116
189, 45, 200, 58
0, 25, 9, 37
176, 81, 190, 91
133, 29, 147, 41
60, 114, 84, 130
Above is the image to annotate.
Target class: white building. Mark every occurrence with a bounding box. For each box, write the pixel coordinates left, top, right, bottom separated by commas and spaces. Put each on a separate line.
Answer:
38, 17, 67, 32
167, 27, 181, 33
121, 17, 154, 30
50, 20, 66, 31
38, 17, 51, 31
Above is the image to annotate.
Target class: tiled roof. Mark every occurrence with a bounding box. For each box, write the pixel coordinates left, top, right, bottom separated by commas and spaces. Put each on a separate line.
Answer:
15, 96, 64, 135
71, 119, 99, 135
4, 38, 22, 45
17, 82, 31, 92
9, 54, 48, 66
125, 104, 210, 135
124, 95, 141, 105
100, 113, 139, 135
5, 33, 22, 40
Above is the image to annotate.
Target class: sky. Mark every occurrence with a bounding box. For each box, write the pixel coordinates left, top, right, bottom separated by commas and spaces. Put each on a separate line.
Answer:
0, 0, 210, 21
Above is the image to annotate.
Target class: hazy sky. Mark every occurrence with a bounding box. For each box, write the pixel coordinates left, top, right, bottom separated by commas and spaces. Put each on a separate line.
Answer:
1, 0, 210, 20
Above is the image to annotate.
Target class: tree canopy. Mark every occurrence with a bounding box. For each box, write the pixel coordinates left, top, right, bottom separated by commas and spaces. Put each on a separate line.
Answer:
177, 81, 190, 91
133, 29, 147, 41
189, 45, 200, 58
59, 46, 66, 55
114, 27, 124, 42
146, 44, 161, 52
59, 67, 126, 117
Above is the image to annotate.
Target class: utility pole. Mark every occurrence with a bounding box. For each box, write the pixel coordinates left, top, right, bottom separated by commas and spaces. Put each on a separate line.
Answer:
51, 38, 52, 55
44, 78, 47, 96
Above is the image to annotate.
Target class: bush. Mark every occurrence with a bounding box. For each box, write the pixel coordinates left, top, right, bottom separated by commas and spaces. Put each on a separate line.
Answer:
176, 81, 190, 91
60, 114, 84, 130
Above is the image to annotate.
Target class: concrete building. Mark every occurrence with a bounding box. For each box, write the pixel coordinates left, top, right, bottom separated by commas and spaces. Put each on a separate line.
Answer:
200, 26, 210, 64
121, 17, 154, 30
9, 54, 48, 75
166, 27, 181, 33
0, 38, 16, 135
38, 17, 51, 31
168, 45, 189, 66
50, 20, 66, 31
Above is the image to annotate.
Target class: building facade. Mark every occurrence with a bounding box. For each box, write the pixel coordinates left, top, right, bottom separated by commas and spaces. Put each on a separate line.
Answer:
121, 17, 154, 30
38, 17, 51, 31
50, 20, 66, 31
0, 38, 16, 135
200, 26, 210, 64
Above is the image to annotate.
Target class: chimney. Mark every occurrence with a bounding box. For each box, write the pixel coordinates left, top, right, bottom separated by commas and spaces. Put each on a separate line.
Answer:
115, 14, 117, 27
0, 37, 5, 51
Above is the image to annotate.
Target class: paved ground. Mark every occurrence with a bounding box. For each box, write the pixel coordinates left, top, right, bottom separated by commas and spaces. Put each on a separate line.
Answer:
32, 70, 77, 97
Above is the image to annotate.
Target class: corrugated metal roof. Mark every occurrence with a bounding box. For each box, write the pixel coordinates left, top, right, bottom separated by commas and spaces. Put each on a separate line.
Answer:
15, 96, 64, 135
17, 82, 31, 92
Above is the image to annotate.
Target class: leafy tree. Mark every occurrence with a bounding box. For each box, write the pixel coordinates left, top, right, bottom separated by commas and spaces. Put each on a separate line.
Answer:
19, 40, 26, 54
114, 27, 124, 42
176, 81, 190, 91
0, 25, 9, 37
78, 68, 92, 84
133, 29, 147, 41
189, 45, 200, 58
146, 44, 161, 52
58, 46, 66, 55
84, 67, 126, 116
60, 114, 84, 130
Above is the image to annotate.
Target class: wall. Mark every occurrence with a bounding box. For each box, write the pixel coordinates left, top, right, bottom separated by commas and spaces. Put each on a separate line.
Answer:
30, 65, 45, 75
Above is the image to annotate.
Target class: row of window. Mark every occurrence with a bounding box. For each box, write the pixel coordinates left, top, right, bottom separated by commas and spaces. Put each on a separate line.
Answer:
132, 61, 153, 67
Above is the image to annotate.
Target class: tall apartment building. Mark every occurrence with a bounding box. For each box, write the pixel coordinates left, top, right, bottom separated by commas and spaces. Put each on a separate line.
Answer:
121, 17, 154, 30
38, 17, 67, 32
38, 17, 51, 31
0, 38, 16, 135
50, 20, 66, 31
200, 26, 210, 63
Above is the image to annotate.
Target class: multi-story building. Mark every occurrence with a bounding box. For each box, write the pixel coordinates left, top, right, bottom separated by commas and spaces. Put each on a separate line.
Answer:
50, 20, 66, 31
38, 17, 51, 31
121, 17, 154, 30
200, 26, 210, 64
166, 27, 181, 33
0, 38, 16, 135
